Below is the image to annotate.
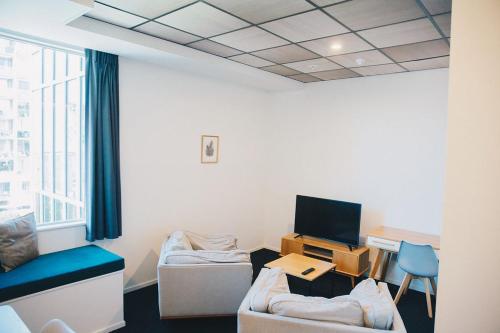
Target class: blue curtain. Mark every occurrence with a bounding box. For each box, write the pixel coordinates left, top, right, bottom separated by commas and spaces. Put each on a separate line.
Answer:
84, 49, 122, 241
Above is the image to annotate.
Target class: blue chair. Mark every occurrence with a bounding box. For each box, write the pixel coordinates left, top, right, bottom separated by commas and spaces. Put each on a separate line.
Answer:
394, 241, 439, 318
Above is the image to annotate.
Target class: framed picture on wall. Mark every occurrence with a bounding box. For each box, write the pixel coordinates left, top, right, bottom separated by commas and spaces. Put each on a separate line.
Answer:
201, 135, 219, 163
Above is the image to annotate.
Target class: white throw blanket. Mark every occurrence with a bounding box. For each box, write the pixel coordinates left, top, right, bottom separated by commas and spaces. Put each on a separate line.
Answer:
350, 278, 394, 330
164, 249, 250, 264
185, 231, 237, 251
269, 294, 364, 327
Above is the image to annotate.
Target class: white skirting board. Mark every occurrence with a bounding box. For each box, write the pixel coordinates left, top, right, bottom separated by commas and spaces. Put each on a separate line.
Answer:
1, 271, 125, 333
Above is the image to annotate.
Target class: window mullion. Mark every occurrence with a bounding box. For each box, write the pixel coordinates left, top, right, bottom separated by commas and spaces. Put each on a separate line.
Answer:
51, 50, 55, 223
40, 49, 45, 225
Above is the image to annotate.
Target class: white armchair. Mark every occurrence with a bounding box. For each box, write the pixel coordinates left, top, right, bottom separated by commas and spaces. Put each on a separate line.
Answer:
157, 238, 253, 318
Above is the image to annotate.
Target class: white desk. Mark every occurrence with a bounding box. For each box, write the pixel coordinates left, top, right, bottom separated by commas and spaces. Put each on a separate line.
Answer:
367, 226, 440, 280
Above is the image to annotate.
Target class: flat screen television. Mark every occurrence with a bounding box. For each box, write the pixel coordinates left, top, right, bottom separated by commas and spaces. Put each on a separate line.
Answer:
294, 195, 361, 247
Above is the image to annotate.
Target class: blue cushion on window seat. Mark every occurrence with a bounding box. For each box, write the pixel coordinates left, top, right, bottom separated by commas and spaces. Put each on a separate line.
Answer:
0, 245, 124, 302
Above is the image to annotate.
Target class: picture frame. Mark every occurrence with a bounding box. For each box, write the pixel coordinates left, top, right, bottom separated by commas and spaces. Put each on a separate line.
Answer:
201, 135, 219, 163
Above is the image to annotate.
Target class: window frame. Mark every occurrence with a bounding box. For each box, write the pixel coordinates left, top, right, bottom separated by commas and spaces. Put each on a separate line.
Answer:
0, 33, 86, 231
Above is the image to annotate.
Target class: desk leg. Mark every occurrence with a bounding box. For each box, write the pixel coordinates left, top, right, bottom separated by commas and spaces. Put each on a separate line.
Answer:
369, 249, 384, 279
380, 252, 392, 281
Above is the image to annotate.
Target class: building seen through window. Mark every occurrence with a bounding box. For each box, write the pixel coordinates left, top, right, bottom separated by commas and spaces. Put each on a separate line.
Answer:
0, 36, 85, 224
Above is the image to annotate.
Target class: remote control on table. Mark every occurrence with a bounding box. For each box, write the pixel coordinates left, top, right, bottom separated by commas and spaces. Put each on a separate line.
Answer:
301, 267, 315, 275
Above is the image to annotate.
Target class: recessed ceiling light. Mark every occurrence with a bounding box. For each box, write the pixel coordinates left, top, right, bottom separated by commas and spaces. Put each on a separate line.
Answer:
330, 43, 342, 50
355, 58, 366, 66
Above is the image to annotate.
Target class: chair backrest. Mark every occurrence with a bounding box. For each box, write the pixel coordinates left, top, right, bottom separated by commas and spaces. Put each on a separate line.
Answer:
397, 240, 439, 278
398, 241, 437, 262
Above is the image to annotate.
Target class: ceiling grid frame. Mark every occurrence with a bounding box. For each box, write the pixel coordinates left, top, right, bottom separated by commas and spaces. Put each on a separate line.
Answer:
85, 0, 452, 83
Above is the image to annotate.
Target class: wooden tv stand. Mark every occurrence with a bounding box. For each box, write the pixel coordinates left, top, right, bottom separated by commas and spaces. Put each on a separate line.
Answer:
281, 233, 370, 287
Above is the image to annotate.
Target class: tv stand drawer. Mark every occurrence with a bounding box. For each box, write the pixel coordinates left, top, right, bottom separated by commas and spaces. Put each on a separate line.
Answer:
366, 236, 400, 252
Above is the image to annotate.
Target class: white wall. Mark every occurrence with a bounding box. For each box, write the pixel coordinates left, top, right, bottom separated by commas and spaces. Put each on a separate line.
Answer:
37, 57, 449, 293
435, 1, 500, 332
39, 57, 271, 291
262, 69, 448, 288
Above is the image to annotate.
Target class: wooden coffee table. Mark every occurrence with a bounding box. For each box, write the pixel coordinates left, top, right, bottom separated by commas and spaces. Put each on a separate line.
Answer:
265, 253, 336, 282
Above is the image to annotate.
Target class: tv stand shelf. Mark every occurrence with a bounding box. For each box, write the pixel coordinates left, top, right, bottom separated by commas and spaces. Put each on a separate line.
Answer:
281, 233, 370, 287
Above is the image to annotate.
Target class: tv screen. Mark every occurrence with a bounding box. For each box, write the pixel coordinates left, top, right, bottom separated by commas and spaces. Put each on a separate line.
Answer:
294, 195, 361, 246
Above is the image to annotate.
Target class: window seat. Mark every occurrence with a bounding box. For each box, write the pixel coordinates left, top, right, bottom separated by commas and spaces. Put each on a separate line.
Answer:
0, 245, 125, 333
0, 245, 124, 302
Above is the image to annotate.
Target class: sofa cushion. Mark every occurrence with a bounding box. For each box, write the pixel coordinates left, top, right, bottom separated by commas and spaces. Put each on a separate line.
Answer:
0, 212, 38, 272
250, 267, 289, 312
185, 231, 237, 251
268, 293, 364, 327
0, 245, 124, 302
164, 231, 193, 252
164, 249, 250, 264
350, 278, 394, 330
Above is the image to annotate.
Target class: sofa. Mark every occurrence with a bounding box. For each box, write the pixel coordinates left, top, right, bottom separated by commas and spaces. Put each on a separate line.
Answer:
157, 233, 253, 318
238, 269, 407, 333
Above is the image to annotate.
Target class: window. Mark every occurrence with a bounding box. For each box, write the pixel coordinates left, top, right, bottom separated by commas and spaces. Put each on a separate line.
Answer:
0, 35, 85, 226
0, 57, 12, 69
0, 79, 12, 89
18, 80, 29, 90
0, 160, 13, 172
18, 102, 29, 117
0, 182, 10, 195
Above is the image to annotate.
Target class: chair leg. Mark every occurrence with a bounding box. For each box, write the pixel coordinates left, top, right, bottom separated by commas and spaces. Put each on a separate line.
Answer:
394, 273, 412, 304
403, 279, 410, 295
430, 277, 437, 297
424, 278, 433, 318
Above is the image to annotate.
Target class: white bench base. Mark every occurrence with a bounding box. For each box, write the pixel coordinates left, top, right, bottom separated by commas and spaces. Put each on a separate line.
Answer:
1, 270, 125, 333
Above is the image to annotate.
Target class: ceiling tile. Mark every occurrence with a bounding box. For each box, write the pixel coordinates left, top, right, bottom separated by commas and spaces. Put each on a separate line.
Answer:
155, 2, 249, 38
358, 18, 441, 48
420, 0, 452, 15
324, 0, 424, 31
134, 22, 201, 44
310, 0, 346, 7
261, 65, 301, 76
86, 3, 147, 28
284, 58, 341, 73
205, 0, 314, 24
299, 33, 373, 57
97, 0, 196, 19
288, 73, 322, 83
310, 68, 360, 80
382, 39, 449, 62
188, 40, 243, 57
228, 54, 275, 67
261, 10, 348, 43
433, 13, 451, 37
400, 56, 449, 71
328, 50, 392, 68
211, 27, 289, 52
351, 63, 405, 76
252, 44, 320, 64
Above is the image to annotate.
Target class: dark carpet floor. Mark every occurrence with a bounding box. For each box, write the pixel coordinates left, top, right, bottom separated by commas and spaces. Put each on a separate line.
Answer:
114, 248, 435, 333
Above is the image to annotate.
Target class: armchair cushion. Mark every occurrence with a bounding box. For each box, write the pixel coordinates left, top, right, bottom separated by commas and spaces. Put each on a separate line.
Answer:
269, 294, 364, 327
